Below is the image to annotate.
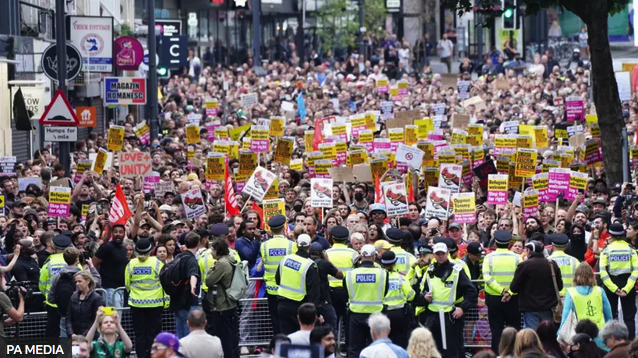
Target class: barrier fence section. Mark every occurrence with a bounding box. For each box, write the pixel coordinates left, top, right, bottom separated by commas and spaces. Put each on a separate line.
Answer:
6, 279, 500, 349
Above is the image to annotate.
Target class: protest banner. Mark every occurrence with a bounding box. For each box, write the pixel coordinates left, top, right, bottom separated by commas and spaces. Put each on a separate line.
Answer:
304, 131, 314, 152
310, 178, 333, 208
185, 124, 200, 144
48, 186, 71, 218
215, 127, 229, 139
351, 116, 367, 138
319, 142, 337, 161
396, 143, 424, 169
240, 93, 258, 107
383, 181, 409, 216
534, 126, 549, 148
328, 167, 355, 182
451, 114, 471, 129
347, 150, 368, 167
334, 140, 347, 165
307, 151, 324, 177
119, 152, 152, 178
92, 148, 110, 174
107, 126, 125, 151
472, 160, 497, 191
547, 168, 572, 201
314, 160, 332, 179
425, 187, 451, 220
143, 173, 160, 194
290, 158, 303, 171
388, 128, 405, 152
585, 139, 602, 165
73, 159, 93, 184
404, 125, 418, 145
370, 158, 389, 180
250, 125, 270, 152
244, 166, 277, 201
187, 113, 202, 125
565, 96, 584, 121
457, 80, 471, 99
365, 113, 376, 130
133, 121, 150, 145
206, 121, 220, 141
471, 146, 485, 168
515, 148, 538, 178
523, 190, 540, 220
516, 135, 534, 149
532, 173, 549, 202
377, 78, 389, 93
450, 129, 468, 145
415, 118, 434, 139
273, 137, 295, 164
206, 153, 226, 181
154, 181, 174, 200
270, 117, 285, 137
452, 192, 476, 224
263, 199, 286, 231
398, 81, 409, 95
567, 171, 588, 201
359, 130, 374, 151
181, 187, 206, 219
264, 178, 279, 200
487, 174, 508, 205
205, 100, 218, 116
331, 124, 348, 142
439, 164, 462, 193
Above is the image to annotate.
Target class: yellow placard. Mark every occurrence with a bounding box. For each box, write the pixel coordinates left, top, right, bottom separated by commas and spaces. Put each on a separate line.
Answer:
586, 115, 598, 127
315, 160, 332, 176
264, 178, 279, 200
273, 138, 294, 164
450, 130, 467, 145
370, 158, 389, 179
365, 114, 376, 130
215, 127, 229, 139
351, 116, 366, 129
515, 149, 538, 178
319, 143, 337, 160
239, 152, 257, 177
94, 148, 109, 174
534, 126, 548, 148
270, 117, 284, 137
467, 125, 483, 136
518, 125, 534, 137
415, 118, 434, 139
229, 124, 251, 141
347, 150, 368, 167
405, 125, 418, 145
263, 199, 286, 231
332, 124, 347, 136
389, 128, 404, 143
290, 159, 303, 171
49, 188, 71, 204
206, 155, 226, 181
186, 124, 200, 144
359, 130, 373, 144
305, 131, 314, 152
516, 135, 533, 149
107, 126, 125, 151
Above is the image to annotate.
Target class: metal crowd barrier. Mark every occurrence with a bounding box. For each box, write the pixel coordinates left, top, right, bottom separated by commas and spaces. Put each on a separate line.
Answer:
6, 279, 512, 349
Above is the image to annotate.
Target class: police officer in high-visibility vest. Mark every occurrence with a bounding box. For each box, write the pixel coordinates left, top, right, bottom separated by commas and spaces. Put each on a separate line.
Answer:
199, 224, 241, 299
380, 250, 415, 349
260, 215, 296, 335
344, 244, 389, 358
386, 228, 417, 283
549, 233, 579, 295
416, 242, 477, 358
275, 234, 322, 335
325, 226, 357, 346
39, 235, 74, 337
125, 238, 165, 358
483, 230, 522, 354
599, 223, 638, 339
414, 244, 433, 324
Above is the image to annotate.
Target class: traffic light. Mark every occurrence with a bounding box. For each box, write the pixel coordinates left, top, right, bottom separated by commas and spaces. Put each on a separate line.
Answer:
502, 0, 516, 30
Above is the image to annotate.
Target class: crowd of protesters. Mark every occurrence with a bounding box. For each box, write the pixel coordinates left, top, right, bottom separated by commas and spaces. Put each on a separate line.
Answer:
0, 28, 632, 358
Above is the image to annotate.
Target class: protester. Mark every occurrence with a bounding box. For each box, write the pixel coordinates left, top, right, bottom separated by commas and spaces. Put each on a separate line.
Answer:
406, 327, 441, 358
86, 308, 133, 358
360, 313, 409, 358
309, 325, 336, 358
179, 309, 224, 358
599, 320, 630, 358
170, 232, 201, 338
513, 329, 546, 357
151, 332, 181, 358
287, 302, 317, 345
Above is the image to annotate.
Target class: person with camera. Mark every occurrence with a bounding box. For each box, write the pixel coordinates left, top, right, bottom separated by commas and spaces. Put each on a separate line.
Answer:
0, 283, 24, 337
86, 307, 133, 358
49, 247, 101, 337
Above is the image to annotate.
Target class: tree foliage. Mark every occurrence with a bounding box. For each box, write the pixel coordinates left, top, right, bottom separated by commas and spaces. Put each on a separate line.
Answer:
315, 0, 387, 52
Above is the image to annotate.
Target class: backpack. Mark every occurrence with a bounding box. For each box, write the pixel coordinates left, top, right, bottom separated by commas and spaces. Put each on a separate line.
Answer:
225, 259, 249, 301
159, 256, 187, 296
56, 273, 76, 315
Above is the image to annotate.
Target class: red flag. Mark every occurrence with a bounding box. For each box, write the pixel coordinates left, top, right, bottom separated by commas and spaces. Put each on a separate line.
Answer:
313, 117, 325, 151
225, 169, 241, 217
375, 173, 382, 204
108, 183, 132, 226
252, 202, 264, 229
407, 174, 415, 203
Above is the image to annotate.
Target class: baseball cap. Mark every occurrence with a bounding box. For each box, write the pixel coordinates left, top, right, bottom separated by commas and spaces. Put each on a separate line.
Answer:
154, 332, 180, 354
360, 244, 376, 257
297, 234, 312, 248
467, 242, 486, 256
433, 243, 448, 253
373, 240, 392, 250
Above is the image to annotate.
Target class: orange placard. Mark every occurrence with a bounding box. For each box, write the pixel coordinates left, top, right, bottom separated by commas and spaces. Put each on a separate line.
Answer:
76, 107, 96, 127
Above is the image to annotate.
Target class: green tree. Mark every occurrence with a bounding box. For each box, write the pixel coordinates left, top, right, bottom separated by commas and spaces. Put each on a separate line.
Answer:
449, 0, 629, 184
315, 0, 387, 52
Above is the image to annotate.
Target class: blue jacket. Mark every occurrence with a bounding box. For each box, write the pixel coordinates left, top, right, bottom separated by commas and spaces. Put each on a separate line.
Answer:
235, 237, 261, 270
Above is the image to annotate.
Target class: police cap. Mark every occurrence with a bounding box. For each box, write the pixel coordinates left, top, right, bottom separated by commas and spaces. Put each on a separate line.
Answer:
494, 230, 513, 245
331, 226, 349, 241
380, 251, 397, 265
268, 215, 287, 230
135, 237, 153, 254
210, 223, 229, 237
386, 228, 404, 243
549, 233, 569, 246
52, 235, 72, 250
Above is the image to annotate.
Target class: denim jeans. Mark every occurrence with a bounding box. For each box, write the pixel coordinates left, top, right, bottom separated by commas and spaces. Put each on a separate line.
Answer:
105, 288, 124, 308
59, 316, 67, 337
175, 306, 199, 338
522, 310, 554, 330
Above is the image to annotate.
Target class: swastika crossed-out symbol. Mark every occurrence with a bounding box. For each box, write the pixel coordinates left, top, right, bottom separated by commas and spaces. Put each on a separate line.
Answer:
405, 153, 413, 160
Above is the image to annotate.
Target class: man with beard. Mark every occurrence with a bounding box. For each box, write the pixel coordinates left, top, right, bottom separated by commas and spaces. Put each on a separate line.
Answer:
92, 224, 129, 307
524, 217, 546, 244
235, 220, 261, 270
9, 240, 43, 311
39, 235, 74, 337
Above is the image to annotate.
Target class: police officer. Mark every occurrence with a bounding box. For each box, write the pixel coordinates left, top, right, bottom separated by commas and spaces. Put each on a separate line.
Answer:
344, 244, 389, 358
549, 233, 579, 295
276, 234, 322, 335
380, 250, 415, 348
324, 225, 356, 350
483, 230, 521, 353
416, 242, 477, 358
125, 238, 165, 358
599, 223, 638, 339
39, 234, 75, 337
260, 215, 296, 335
414, 244, 433, 324
386, 228, 417, 282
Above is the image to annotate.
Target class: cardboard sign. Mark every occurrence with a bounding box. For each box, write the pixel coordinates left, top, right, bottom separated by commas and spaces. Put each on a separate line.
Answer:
461, 96, 486, 112
383, 181, 409, 216
515, 148, 537, 178
250, 125, 270, 153
270, 117, 284, 137
133, 121, 150, 145
206, 153, 226, 181
532, 173, 549, 202
396, 143, 424, 169
310, 178, 333, 208
328, 167, 355, 183
263, 199, 286, 231
487, 174, 508, 205
181, 187, 206, 219
205, 100, 219, 117
523, 190, 540, 220
185, 124, 200, 144
107, 126, 125, 151
495, 78, 509, 90
244, 166, 277, 201
48, 186, 71, 218
452, 192, 476, 224
154, 181, 174, 199
119, 152, 152, 178
451, 114, 470, 129
241, 93, 258, 107
386, 117, 413, 129
439, 164, 462, 193
74, 158, 92, 184
425, 187, 451, 220
352, 164, 373, 183
273, 137, 294, 164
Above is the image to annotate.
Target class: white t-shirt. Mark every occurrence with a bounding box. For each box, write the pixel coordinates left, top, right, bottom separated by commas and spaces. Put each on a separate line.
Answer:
288, 330, 311, 345
438, 39, 454, 58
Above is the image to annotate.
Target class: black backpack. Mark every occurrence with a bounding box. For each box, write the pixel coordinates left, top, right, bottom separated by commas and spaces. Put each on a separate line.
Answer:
159, 255, 187, 296
56, 273, 76, 315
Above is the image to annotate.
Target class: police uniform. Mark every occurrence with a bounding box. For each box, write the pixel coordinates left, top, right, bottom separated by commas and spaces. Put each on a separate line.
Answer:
324, 226, 356, 348
599, 224, 638, 339
275, 234, 322, 335
483, 230, 522, 353
386, 228, 418, 283
344, 245, 389, 358
416, 243, 477, 358
125, 238, 165, 358
260, 215, 296, 335
549, 233, 579, 295
413, 245, 433, 323
381, 251, 415, 349
39, 235, 77, 337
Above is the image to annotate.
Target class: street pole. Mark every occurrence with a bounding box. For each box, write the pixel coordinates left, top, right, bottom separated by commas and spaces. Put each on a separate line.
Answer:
55, 0, 70, 178
359, 0, 364, 56
252, 0, 261, 68
148, 0, 159, 143
623, 127, 629, 183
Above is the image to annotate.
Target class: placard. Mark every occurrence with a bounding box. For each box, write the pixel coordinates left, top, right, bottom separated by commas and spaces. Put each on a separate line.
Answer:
19, 177, 43, 191
48, 186, 71, 217
143, 173, 160, 194
205, 100, 219, 116
107, 126, 124, 151
290, 158, 303, 171
532, 173, 549, 202
250, 125, 270, 153
439, 164, 462, 193
396, 143, 424, 169
487, 174, 508, 205
244, 166, 277, 201
119, 152, 152, 178
383, 181, 409, 216
310, 178, 333, 208
457, 80, 471, 99
566, 171, 588, 201
452, 192, 476, 224
270, 117, 285, 137
523, 190, 539, 220
425, 187, 451, 220
565, 96, 584, 121
515, 148, 538, 178
263, 199, 286, 231
185, 124, 200, 144
0, 157, 16, 177
241, 93, 258, 107
547, 168, 571, 201
206, 154, 226, 181
154, 181, 174, 199
181, 187, 206, 219
134, 121, 150, 145
92, 148, 110, 174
